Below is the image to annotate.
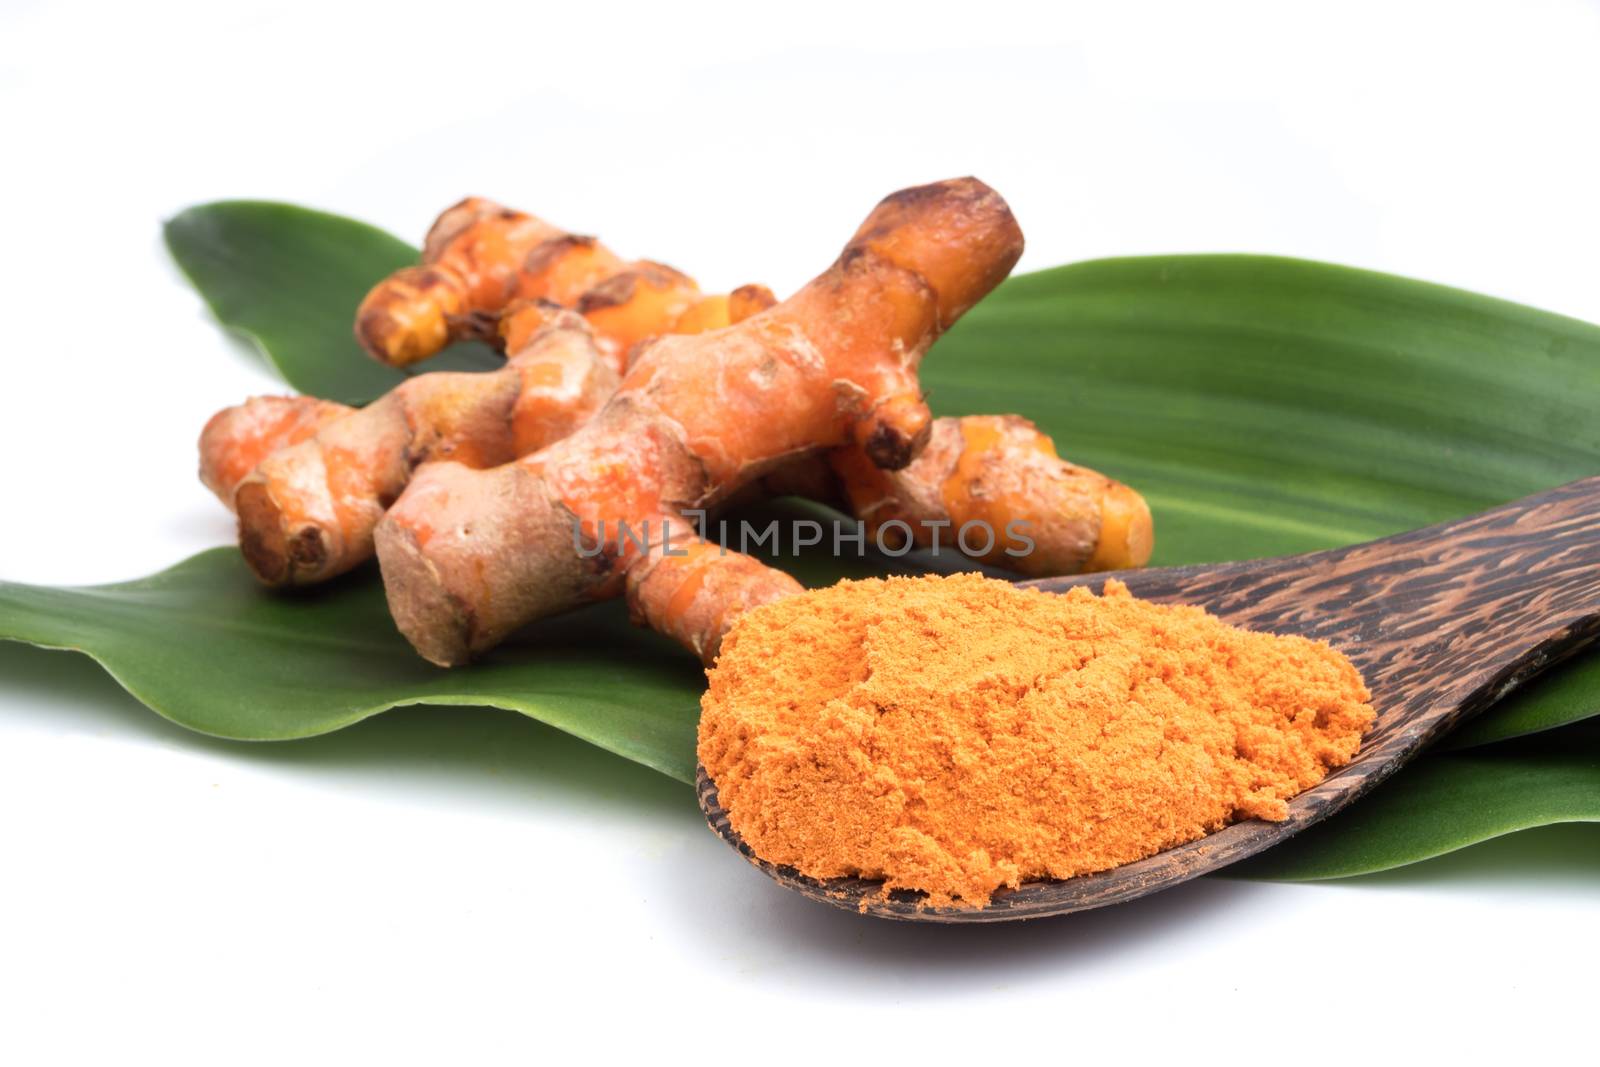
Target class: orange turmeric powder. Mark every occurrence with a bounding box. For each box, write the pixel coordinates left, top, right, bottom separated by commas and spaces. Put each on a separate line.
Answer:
698, 573, 1375, 908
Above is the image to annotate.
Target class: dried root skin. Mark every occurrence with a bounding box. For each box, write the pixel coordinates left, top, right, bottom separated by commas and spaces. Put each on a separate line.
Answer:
377, 461, 608, 666
846, 177, 1024, 328
578, 262, 701, 371
853, 391, 932, 471
831, 415, 1154, 575
627, 537, 805, 665
377, 177, 1025, 664
497, 298, 565, 354
235, 316, 614, 587
508, 323, 621, 455
378, 404, 711, 664
204, 273, 753, 593
198, 395, 350, 507
727, 284, 778, 323
516, 234, 628, 306
670, 294, 733, 335
235, 374, 519, 586
663, 281, 777, 343
1084, 479, 1156, 573
356, 198, 567, 367
361, 191, 721, 373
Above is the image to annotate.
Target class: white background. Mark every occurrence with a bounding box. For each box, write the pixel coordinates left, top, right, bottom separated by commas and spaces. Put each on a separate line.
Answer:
2, 1, 1597, 1062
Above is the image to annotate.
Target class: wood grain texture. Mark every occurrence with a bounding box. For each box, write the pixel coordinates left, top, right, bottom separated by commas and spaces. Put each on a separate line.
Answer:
697, 476, 1600, 921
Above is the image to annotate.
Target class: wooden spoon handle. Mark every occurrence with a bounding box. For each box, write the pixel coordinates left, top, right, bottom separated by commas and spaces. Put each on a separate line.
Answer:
1304, 475, 1600, 722
1035, 476, 1600, 736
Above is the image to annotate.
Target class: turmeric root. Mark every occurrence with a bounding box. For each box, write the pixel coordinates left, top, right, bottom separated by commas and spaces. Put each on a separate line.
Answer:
355, 197, 704, 370
517, 234, 629, 306
211, 281, 772, 499
374, 177, 1030, 666
671, 284, 778, 335
744, 415, 1152, 575
622, 415, 1152, 660
727, 283, 778, 323
355, 198, 569, 366
577, 262, 702, 369
630, 412, 1153, 659
670, 294, 735, 335
826, 415, 1153, 575
198, 395, 349, 506
236, 308, 617, 586
203, 282, 777, 587
210, 404, 1148, 594
213, 183, 1154, 664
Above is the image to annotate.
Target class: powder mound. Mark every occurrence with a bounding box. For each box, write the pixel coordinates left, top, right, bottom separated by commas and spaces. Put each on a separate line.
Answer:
698, 573, 1375, 908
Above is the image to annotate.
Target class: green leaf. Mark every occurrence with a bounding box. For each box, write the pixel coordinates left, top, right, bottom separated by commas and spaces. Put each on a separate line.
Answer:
930, 255, 1600, 564
0, 500, 891, 784
0, 548, 704, 783
4, 202, 1596, 881
1232, 722, 1600, 879
1440, 651, 1600, 750
164, 201, 498, 406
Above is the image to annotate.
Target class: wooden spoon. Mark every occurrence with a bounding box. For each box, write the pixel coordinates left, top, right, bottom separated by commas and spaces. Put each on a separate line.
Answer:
697, 476, 1600, 922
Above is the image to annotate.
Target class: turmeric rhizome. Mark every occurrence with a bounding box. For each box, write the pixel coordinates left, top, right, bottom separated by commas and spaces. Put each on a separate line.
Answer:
698, 573, 1375, 908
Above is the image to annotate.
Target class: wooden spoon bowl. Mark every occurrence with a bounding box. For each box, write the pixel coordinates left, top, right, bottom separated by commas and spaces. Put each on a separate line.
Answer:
697, 476, 1600, 921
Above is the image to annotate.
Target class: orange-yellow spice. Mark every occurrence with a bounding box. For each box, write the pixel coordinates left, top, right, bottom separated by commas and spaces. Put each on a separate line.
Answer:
697, 573, 1375, 908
